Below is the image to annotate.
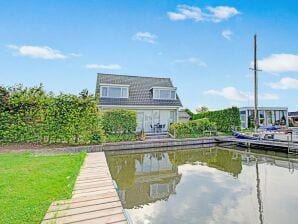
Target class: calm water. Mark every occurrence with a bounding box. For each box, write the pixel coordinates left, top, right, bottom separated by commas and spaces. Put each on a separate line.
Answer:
106, 147, 298, 224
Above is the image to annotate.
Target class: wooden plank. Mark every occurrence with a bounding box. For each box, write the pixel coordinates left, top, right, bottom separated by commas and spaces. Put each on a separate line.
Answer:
73, 189, 116, 198
49, 196, 120, 212
75, 182, 114, 190
51, 191, 117, 206
76, 177, 112, 184
72, 214, 127, 224
44, 201, 122, 220
69, 213, 127, 224
73, 185, 114, 194
42, 208, 125, 224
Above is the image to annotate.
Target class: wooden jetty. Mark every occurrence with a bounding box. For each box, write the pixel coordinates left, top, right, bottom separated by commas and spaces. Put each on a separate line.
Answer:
42, 152, 128, 224
222, 137, 298, 154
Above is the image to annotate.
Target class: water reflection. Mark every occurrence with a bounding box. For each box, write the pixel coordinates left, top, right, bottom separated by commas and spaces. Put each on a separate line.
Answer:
106, 148, 298, 224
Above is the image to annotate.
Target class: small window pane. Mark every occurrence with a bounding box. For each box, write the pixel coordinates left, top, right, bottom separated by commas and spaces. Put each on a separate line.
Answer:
160, 90, 170, 99
171, 91, 176, 99
122, 88, 128, 98
101, 87, 107, 96
109, 87, 121, 98
154, 89, 159, 99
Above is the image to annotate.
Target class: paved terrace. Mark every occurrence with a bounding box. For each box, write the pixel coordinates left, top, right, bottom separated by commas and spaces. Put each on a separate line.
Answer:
42, 152, 127, 224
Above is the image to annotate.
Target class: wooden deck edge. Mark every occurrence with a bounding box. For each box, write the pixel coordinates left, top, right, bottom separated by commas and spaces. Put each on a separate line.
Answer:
42, 152, 128, 224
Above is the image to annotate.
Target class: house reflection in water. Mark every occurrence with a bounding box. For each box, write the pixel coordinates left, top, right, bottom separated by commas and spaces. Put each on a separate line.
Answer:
106, 152, 181, 209
106, 148, 242, 209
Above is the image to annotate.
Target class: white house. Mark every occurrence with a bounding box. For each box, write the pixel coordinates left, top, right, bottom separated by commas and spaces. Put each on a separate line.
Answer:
239, 107, 288, 129
96, 73, 182, 132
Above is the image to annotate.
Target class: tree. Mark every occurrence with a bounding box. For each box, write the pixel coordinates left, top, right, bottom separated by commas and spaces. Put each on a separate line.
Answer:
196, 106, 209, 113
0, 86, 9, 112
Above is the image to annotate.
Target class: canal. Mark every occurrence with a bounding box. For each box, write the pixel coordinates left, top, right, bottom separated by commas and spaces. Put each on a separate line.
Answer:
106, 147, 298, 224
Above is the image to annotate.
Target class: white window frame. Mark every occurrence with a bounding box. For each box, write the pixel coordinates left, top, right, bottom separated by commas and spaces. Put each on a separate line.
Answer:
100, 84, 129, 98
152, 87, 177, 100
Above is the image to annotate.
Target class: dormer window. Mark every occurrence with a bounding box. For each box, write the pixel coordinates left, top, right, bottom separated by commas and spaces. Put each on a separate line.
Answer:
100, 84, 129, 98
152, 87, 176, 100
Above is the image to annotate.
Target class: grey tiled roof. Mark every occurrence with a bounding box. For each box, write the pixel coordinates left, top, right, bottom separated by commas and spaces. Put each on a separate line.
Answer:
96, 73, 182, 107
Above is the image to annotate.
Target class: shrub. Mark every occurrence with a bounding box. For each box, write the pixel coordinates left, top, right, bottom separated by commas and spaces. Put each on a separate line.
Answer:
169, 118, 216, 138
105, 134, 136, 143
192, 107, 240, 133
102, 109, 137, 135
0, 84, 106, 145
189, 118, 216, 133
169, 122, 194, 138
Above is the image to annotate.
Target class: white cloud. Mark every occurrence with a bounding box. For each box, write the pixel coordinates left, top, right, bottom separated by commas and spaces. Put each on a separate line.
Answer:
133, 32, 157, 44
204, 86, 279, 101
222, 29, 233, 40
268, 77, 298, 89
173, 57, 207, 67
204, 87, 248, 101
258, 54, 298, 73
167, 4, 240, 23
85, 64, 122, 70
206, 6, 240, 22
7, 45, 67, 59
167, 5, 204, 21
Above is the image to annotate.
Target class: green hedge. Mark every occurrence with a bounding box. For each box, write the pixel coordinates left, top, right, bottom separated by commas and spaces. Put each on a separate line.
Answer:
169, 118, 216, 138
191, 107, 240, 133
0, 85, 106, 144
102, 109, 137, 135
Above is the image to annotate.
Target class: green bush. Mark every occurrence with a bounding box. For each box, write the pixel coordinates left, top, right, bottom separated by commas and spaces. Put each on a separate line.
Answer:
105, 134, 136, 143
189, 118, 217, 133
102, 109, 137, 135
169, 118, 216, 138
191, 107, 240, 133
169, 122, 193, 138
0, 85, 105, 145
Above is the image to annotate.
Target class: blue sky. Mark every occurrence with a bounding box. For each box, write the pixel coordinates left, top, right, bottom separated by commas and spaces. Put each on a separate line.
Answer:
1, 0, 298, 111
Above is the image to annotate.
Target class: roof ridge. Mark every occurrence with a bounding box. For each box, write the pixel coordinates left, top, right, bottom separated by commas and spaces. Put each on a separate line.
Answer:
97, 73, 171, 80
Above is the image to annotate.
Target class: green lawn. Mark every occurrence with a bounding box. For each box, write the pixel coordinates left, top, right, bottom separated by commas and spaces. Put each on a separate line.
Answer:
0, 152, 86, 224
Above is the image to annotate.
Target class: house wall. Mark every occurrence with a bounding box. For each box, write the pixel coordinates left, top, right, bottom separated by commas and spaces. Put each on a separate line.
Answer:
99, 106, 179, 132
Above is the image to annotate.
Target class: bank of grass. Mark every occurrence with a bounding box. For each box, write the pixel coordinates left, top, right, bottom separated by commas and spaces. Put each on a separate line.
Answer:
0, 152, 86, 224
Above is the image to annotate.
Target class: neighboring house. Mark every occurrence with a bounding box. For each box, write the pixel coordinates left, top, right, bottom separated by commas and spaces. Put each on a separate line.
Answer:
240, 107, 288, 129
178, 109, 191, 123
96, 73, 182, 132
288, 111, 298, 127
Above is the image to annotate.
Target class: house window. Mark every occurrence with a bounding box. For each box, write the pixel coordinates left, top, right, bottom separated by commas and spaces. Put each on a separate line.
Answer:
160, 90, 170, 99
171, 90, 176, 99
109, 87, 122, 98
101, 87, 108, 97
153, 88, 176, 100
100, 86, 129, 98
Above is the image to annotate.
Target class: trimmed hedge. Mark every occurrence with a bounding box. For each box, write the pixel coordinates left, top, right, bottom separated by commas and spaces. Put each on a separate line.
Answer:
0, 85, 106, 144
169, 118, 216, 138
191, 107, 240, 133
102, 109, 137, 135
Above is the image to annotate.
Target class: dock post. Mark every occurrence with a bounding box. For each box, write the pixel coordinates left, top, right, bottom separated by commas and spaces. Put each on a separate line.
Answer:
287, 135, 290, 153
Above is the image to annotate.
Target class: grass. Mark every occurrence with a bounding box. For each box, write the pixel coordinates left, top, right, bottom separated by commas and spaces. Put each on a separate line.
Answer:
0, 152, 86, 224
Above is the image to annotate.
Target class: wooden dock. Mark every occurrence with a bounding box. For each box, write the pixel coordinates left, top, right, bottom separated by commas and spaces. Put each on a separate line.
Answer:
224, 137, 298, 154
42, 152, 128, 224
